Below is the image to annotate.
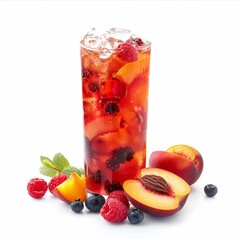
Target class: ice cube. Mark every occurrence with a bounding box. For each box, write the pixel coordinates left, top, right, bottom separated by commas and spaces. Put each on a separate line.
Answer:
107, 28, 132, 42
106, 37, 123, 49
82, 28, 102, 49
99, 48, 112, 59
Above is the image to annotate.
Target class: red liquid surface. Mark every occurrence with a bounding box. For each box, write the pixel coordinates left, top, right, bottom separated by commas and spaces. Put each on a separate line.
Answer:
81, 42, 151, 195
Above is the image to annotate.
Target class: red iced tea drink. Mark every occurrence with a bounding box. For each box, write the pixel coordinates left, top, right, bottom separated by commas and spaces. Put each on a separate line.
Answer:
80, 28, 151, 194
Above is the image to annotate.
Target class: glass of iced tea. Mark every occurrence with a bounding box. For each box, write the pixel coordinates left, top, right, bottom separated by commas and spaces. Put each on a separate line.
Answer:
80, 28, 151, 195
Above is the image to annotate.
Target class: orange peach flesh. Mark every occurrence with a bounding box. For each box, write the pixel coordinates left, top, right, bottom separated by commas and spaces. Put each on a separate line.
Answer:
85, 116, 121, 140
53, 172, 87, 203
123, 168, 191, 217
167, 144, 204, 176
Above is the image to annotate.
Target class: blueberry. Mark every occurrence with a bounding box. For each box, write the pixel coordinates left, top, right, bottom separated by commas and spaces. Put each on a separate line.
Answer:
85, 194, 105, 212
71, 199, 84, 213
204, 184, 218, 197
128, 208, 144, 224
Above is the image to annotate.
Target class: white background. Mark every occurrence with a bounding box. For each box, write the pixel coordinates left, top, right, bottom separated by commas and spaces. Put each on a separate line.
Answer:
0, 1, 239, 239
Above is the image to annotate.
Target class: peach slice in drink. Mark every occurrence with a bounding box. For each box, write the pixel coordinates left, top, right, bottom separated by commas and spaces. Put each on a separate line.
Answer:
85, 115, 121, 140
83, 97, 102, 124
113, 53, 150, 85
91, 129, 130, 154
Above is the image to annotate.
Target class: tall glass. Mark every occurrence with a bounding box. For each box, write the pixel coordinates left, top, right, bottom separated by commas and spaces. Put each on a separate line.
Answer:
80, 28, 151, 195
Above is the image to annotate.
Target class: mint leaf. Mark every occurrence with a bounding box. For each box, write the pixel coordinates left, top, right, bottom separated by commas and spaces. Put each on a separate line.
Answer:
62, 166, 84, 177
39, 165, 58, 177
53, 153, 70, 171
41, 158, 54, 169
40, 156, 52, 163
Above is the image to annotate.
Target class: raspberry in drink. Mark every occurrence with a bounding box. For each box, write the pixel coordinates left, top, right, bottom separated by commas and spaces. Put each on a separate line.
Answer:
80, 28, 151, 195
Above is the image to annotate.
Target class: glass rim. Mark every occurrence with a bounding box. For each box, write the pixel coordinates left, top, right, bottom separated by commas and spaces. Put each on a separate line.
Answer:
80, 39, 152, 52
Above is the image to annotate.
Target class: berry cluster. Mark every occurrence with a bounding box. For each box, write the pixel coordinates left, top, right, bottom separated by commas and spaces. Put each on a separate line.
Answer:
27, 174, 68, 198
106, 146, 135, 171
69, 190, 144, 224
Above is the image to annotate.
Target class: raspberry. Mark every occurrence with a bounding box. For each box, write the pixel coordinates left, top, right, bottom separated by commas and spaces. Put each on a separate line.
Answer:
128, 37, 144, 46
108, 190, 129, 209
27, 178, 48, 199
117, 42, 138, 62
100, 198, 128, 223
48, 174, 68, 194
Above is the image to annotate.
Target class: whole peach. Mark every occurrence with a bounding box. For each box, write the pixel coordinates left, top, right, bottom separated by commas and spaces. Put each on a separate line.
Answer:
149, 145, 203, 185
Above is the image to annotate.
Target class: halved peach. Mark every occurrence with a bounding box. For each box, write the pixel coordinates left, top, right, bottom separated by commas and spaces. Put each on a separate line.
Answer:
52, 172, 87, 203
85, 115, 121, 140
123, 168, 191, 217
149, 145, 203, 185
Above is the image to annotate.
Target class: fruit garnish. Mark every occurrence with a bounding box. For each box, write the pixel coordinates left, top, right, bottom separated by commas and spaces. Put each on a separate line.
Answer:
117, 42, 138, 62
52, 172, 87, 203
108, 190, 129, 209
149, 144, 204, 185
127, 37, 144, 47
128, 208, 144, 224
113, 53, 150, 85
27, 178, 48, 199
123, 168, 191, 217
71, 199, 84, 213
48, 173, 68, 194
39, 153, 84, 178
100, 198, 128, 223
85, 194, 106, 212
204, 184, 218, 197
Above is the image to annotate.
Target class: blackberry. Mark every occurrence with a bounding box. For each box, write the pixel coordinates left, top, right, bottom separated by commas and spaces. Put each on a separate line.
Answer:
85, 194, 105, 212
82, 68, 92, 78
105, 180, 123, 193
71, 199, 84, 213
113, 146, 135, 163
128, 208, 144, 224
88, 82, 99, 92
93, 170, 105, 184
104, 101, 120, 115
204, 184, 218, 197
84, 136, 92, 158
106, 158, 120, 171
